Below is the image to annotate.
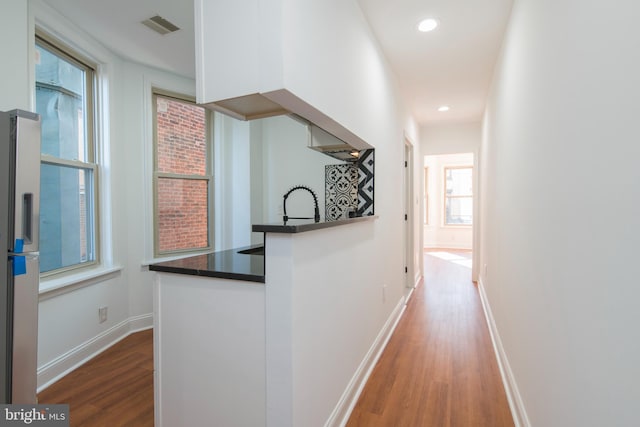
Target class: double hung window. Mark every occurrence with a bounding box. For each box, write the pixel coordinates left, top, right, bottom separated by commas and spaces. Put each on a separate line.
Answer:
444, 166, 473, 226
153, 92, 212, 256
35, 35, 98, 274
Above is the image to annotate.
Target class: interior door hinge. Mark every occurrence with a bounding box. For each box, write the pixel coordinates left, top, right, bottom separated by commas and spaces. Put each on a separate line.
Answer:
405, 266, 408, 273
404, 214, 408, 221
404, 161, 408, 167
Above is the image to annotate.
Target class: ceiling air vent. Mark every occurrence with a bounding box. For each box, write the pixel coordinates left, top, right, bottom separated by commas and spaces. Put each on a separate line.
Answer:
141, 15, 180, 35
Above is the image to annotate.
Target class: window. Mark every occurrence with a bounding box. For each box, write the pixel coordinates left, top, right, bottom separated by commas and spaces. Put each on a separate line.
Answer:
444, 166, 473, 226
424, 167, 429, 224
35, 35, 98, 274
153, 92, 212, 256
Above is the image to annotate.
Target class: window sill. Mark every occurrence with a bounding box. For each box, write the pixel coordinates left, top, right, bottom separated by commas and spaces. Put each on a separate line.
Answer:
39, 265, 123, 300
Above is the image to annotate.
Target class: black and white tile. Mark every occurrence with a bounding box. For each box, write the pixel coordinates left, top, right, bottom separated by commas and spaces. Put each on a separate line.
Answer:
325, 149, 375, 220
357, 149, 375, 216
325, 164, 358, 221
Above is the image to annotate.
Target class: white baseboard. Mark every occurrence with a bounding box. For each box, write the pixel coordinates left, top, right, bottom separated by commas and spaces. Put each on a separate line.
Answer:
414, 272, 422, 288
325, 297, 407, 427
37, 313, 153, 392
477, 279, 530, 427
424, 243, 472, 250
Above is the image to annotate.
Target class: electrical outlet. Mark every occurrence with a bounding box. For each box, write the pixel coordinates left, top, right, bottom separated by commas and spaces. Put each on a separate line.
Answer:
99, 306, 108, 324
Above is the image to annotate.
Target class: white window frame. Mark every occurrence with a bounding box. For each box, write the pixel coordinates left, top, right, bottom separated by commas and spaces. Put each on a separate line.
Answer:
424, 166, 429, 224
152, 90, 214, 257
35, 33, 100, 277
443, 165, 473, 227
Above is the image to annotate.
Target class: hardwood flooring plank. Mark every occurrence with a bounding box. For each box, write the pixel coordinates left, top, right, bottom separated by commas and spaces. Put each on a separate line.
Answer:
347, 250, 513, 427
38, 329, 154, 427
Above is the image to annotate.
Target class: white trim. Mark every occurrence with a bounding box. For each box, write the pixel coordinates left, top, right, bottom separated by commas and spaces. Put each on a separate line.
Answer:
153, 274, 162, 427
325, 296, 407, 427
424, 242, 473, 250
36, 313, 153, 393
477, 278, 530, 427
31, 0, 120, 282
39, 265, 123, 299
141, 73, 197, 262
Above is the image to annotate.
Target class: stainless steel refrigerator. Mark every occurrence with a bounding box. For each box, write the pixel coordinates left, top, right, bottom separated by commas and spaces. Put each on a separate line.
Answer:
0, 109, 40, 404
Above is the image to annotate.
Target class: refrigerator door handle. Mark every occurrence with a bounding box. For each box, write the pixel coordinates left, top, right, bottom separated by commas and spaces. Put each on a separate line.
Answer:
12, 112, 40, 254
22, 193, 33, 245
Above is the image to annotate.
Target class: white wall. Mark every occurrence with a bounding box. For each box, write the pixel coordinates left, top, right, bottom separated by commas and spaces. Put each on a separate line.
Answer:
265, 222, 403, 427
0, 1, 30, 111
480, 0, 640, 426
259, 116, 336, 223
421, 122, 481, 156
215, 114, 341, 250
423, 153, 474, 249
154, 273, 266, 427
214, 113, 253, 250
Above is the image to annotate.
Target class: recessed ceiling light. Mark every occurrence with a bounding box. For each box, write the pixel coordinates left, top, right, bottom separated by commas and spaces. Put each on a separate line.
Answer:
418, 18, 439, 32
438, 105, 450, 112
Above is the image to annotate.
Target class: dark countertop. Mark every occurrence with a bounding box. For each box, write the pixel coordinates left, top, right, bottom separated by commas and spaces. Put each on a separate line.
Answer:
150, 216, 377, 282
252, 215, 377, 233
149, 244, 265, 283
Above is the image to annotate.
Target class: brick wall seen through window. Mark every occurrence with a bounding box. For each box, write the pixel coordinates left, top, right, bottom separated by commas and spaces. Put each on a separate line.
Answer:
154, 94, 211, 254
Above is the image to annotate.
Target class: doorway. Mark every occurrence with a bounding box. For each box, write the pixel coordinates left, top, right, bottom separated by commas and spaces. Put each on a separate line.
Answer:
423, 152, 475, 256
404, 140, 416, 299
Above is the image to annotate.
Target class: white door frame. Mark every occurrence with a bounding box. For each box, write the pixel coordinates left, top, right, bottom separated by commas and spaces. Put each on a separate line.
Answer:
404, 139, 415, 293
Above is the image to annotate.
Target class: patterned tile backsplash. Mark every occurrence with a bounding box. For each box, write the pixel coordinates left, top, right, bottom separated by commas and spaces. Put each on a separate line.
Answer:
325, 149, 374, 221
357, 149, 375, 216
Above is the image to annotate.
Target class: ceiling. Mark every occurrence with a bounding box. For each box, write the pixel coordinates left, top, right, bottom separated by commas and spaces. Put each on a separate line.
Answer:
43, 0, 513, 125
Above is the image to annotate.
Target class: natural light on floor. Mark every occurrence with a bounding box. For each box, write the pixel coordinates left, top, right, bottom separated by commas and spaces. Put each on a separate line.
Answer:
427, 251, 473, 269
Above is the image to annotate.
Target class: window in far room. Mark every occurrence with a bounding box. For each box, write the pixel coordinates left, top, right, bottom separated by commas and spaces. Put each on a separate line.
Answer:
444, 166, 473, 226
424, 167, 429, 224
35, 34, 98, 274
152, 91, 212, 257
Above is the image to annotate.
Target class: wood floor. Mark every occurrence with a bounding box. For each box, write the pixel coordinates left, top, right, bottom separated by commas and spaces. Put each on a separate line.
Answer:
37, 249, 512, 426
347, 250, 514, 427
37, 329, 154, 427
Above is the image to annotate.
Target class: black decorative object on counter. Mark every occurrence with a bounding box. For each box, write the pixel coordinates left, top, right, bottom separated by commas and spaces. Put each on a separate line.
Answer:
282, 185, 321, 223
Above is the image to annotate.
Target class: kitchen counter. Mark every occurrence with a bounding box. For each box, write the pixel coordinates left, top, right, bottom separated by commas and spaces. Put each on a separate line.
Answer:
149, 216, 377, 283
252, 214, 377, 234
149, 244, 265, 283
153, 213, 383, 427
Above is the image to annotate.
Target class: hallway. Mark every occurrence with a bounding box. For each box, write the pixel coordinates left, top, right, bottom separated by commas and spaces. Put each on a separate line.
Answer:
347, 250, 514, 426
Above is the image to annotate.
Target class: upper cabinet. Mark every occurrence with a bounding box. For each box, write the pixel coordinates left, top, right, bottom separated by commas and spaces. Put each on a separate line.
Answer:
194, 0, 381, 152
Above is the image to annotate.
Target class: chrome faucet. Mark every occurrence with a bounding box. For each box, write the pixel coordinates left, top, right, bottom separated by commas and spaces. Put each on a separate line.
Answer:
283, 185, 320, 223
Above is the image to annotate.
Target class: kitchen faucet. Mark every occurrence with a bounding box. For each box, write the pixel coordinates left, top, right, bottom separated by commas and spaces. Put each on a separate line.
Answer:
283, 185, 320, 223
